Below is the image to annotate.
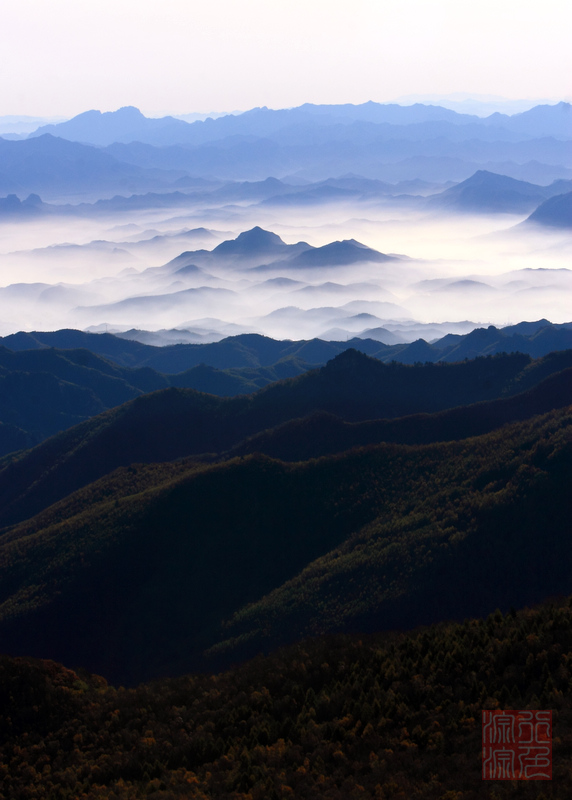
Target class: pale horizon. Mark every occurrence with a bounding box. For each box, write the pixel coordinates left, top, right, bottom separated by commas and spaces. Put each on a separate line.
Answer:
1, 0, 570, 117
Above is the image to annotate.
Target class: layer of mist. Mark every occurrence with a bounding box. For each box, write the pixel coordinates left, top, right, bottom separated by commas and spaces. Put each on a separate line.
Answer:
0, 101, 570, 340
0, 193, 570, 340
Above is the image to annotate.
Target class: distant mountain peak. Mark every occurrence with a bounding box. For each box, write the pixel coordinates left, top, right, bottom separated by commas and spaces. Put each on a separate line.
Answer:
236, 226, 284, 245
27, 106, 190, 147
324, 347, 375, 370
465, 170, 532, 187
430, 170, 550, 214
213, 227, 287, 255
116, 105, 144, 115
289, 238, 394, 267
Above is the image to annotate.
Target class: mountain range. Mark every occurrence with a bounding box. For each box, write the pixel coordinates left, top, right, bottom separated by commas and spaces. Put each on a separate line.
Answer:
1, 102, 570, 198
0, 98, 571, 697
0, 134, 180, 200
428, 169, 572, 214
2, 168, 570, 231
0, 353, 569, 683
1, 320, 572, 456
28, 102, 572, 146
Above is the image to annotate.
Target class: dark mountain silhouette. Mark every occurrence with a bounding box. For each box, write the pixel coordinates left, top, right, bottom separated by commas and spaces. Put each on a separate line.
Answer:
435, 322, 572, 361
1, 348, 571, 530
0, 345, 169, 454
437, 325, 524, 360
0, 401, 570, 684
501, 318, 553, 335
0, 329, 358, 371
0, 339, 330, 457
0, 422, 35, 455
0, 324, 568, 454
0, 329, 155, 366
229, 364, 572, 465
525, 190, 572, 227
2, 320, 572, 376
213, 407, 572, 667
388, 338, 440, 364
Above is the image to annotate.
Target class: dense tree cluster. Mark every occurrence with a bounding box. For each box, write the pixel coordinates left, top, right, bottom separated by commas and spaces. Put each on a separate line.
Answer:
2, 598, 572, 798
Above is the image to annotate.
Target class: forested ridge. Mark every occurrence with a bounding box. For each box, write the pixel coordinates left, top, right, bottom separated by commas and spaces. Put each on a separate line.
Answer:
2, 597, 572, 798
0, 401, 570, 684
1, 330, 571, 459
1, 348, 571, 531
0, 343, 570, 794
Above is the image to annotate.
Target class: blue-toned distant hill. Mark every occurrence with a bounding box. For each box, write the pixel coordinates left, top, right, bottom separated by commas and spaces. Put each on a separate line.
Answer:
0, 134, 179, 198
481, 101, 572, 139
19, 101, 572, 187
27, 101, 572, 146
428, 170, 572, 213
278, 239, 397, 268
103, 225, 403, 282
26, 102, 483, 147
211, 226, 308, 260
101, 133, 572, 185
0, 193, 43, 217
525, 191, 572, 228
3, 172, 572, 221
28, 106, 192, 147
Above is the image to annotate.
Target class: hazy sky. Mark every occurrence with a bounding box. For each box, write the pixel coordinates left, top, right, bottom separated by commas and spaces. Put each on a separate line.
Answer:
2, 0, 571, 117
